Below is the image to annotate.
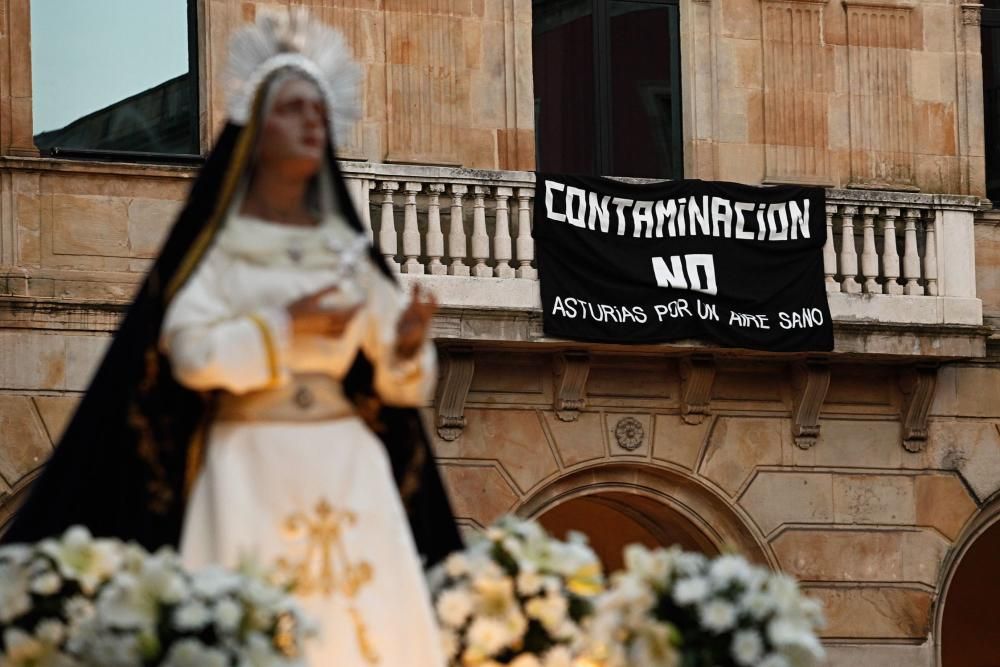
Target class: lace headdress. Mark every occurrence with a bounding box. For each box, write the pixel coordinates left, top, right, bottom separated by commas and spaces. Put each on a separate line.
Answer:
225, 8, 361, 145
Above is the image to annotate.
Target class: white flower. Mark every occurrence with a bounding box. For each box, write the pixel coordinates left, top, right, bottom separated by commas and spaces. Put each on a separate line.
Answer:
191, 566, 241, 599
732, 630, 764, 666
213, 598, 243, 633
39, 526, 123, 595
509, 654, 542, 667
466, 616, 513, 656
161, 638, 229, 667
672, 576, 709, 605
525, 594, 569, 634
30, 572, 62, 596
542, 645, 574, 667
0, 561, 32, 623
517, 570, 544, 596
64, 596, 96, 627
4, 627, 45, 662
758, 653, 791, 667
767, 617, 825, 664
173, 601, 211, 631
740, 589, 774, 620
436, 588, 475, 629
699, 599, 737, 633
444, 553, 470, 579
35, 618, 67, 645
709, 554, 754, 589
473, 575, 516, 616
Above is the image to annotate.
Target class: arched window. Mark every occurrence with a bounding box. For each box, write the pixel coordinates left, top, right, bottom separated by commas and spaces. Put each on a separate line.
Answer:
532, 0, 683, 179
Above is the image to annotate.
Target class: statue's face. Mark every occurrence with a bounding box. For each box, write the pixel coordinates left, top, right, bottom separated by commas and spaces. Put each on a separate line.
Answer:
256, 77, 327, 176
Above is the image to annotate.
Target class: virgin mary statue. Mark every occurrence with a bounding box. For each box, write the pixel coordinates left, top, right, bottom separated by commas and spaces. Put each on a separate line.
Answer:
3, 9, 462, 665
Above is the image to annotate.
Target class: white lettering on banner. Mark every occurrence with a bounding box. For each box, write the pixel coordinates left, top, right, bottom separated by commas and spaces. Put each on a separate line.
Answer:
778, 308, 825, 329
545, 180, 566, 222
551, 296, 649, 324
652, 254, 718, 296
544, 180, 813, 242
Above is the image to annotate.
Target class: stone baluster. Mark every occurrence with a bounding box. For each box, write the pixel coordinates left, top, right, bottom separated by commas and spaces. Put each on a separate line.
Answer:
902, 208, 923, 295
823, 204, 839, 292
881, 207, 903, 295
345, 177, 374, 242
471, 185, 492, 277
493, 187, 515, 278
923, 209, 938, 296
401, 182, 423, 274
448, 185, 469, 276
378, 181, 400, 272
860, 206, 881, 294
839, 205, 861, 293
516, 187, 537, 279
426, 184, 447, 275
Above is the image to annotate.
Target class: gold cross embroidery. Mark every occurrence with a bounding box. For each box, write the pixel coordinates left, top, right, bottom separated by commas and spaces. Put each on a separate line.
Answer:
275, 499, 380, 664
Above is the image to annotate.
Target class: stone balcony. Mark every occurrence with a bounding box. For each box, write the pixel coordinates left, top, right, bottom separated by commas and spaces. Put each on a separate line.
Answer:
0, 159, 988, 361
340, 163, 987, 360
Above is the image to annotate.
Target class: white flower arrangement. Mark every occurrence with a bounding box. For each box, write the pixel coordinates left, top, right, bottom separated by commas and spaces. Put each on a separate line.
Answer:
428, 516, 605, 666
0, 526, 313, 667
582, 545, 825, 667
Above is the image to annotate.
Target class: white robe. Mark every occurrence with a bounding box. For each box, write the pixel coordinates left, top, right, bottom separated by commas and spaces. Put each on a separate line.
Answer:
161, 213, 445, 667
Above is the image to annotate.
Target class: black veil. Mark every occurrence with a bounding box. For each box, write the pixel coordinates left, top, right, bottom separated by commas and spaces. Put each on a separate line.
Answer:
3, 77, 463, 567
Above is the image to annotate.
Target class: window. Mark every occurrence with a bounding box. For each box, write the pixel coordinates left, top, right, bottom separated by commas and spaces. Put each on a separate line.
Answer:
31, 0, 199, 162
532, 0, 682, 179
984, 3, 1000, 204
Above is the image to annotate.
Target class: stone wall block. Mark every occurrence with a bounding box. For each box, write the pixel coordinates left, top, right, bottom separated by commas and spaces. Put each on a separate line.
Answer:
832, 474, 915, 525
651, 414, 710, 470
700, 418, 785, 497
32, 396, 80, 444
739, 472, 834, 535
437, 408, 558, 494
439, 463, 519, 527
808, 586, 932, 639
543, 411, 606, 467
0, 396, 53, 487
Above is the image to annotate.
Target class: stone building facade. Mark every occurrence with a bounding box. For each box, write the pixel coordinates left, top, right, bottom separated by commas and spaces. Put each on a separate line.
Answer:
1, 1, 999, 665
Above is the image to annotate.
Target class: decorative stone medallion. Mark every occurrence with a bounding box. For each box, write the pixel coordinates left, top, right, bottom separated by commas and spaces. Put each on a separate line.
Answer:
615, 416, 645, 451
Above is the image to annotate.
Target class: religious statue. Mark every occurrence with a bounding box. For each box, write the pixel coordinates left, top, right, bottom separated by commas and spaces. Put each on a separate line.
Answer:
4, 10, 462, 666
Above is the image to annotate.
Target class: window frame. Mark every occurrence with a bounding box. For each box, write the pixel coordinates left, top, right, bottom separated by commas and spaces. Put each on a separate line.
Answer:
534, 0, 683, 179
33, 0, 203, 165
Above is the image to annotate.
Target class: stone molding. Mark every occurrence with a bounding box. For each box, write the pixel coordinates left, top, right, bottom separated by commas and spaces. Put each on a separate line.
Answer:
554, 351, 590, 422
680, 355, 716, 425
791, 360, 831, 449
961, 3, 984, 26
900, 364, 938, 452
436, 347, 475, 441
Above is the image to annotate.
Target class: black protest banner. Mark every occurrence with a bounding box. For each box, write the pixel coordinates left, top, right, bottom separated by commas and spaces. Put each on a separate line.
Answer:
532, 174, 833, 352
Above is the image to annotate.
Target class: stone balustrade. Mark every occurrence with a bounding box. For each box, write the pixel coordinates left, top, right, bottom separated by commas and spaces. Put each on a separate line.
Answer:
340, 164, 984, 353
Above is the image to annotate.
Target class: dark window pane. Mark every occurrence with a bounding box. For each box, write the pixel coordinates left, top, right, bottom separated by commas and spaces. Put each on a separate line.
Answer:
607, 1, 679, 178
31, 0, 198, 157
533, 0, 597, 174
983, 7, 1000, 204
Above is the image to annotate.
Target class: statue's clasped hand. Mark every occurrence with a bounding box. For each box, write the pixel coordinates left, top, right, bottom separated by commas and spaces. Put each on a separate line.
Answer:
287, 285, 361, 338
395, 284, 438, 360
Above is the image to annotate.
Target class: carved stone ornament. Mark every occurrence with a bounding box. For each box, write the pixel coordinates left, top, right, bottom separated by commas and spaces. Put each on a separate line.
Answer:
791, 360, 831, 450
554, 352, 590, 422
680, 356, 716, 425
436, 347, 474, 441
961, 3, 983, 26
615, 417, 645, 451
900, 365, 938, 453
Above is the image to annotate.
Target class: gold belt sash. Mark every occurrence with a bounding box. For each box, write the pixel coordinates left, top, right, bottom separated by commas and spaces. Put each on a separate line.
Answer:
215, 373, 356, 422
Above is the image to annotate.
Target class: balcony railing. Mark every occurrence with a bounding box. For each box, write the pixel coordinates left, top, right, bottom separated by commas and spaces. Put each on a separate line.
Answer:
340, 164, 983, 354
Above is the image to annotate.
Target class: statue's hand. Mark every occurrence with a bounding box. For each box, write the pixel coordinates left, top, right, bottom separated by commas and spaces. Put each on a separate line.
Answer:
395, 284, 438, 360
286, 285, 361, 337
